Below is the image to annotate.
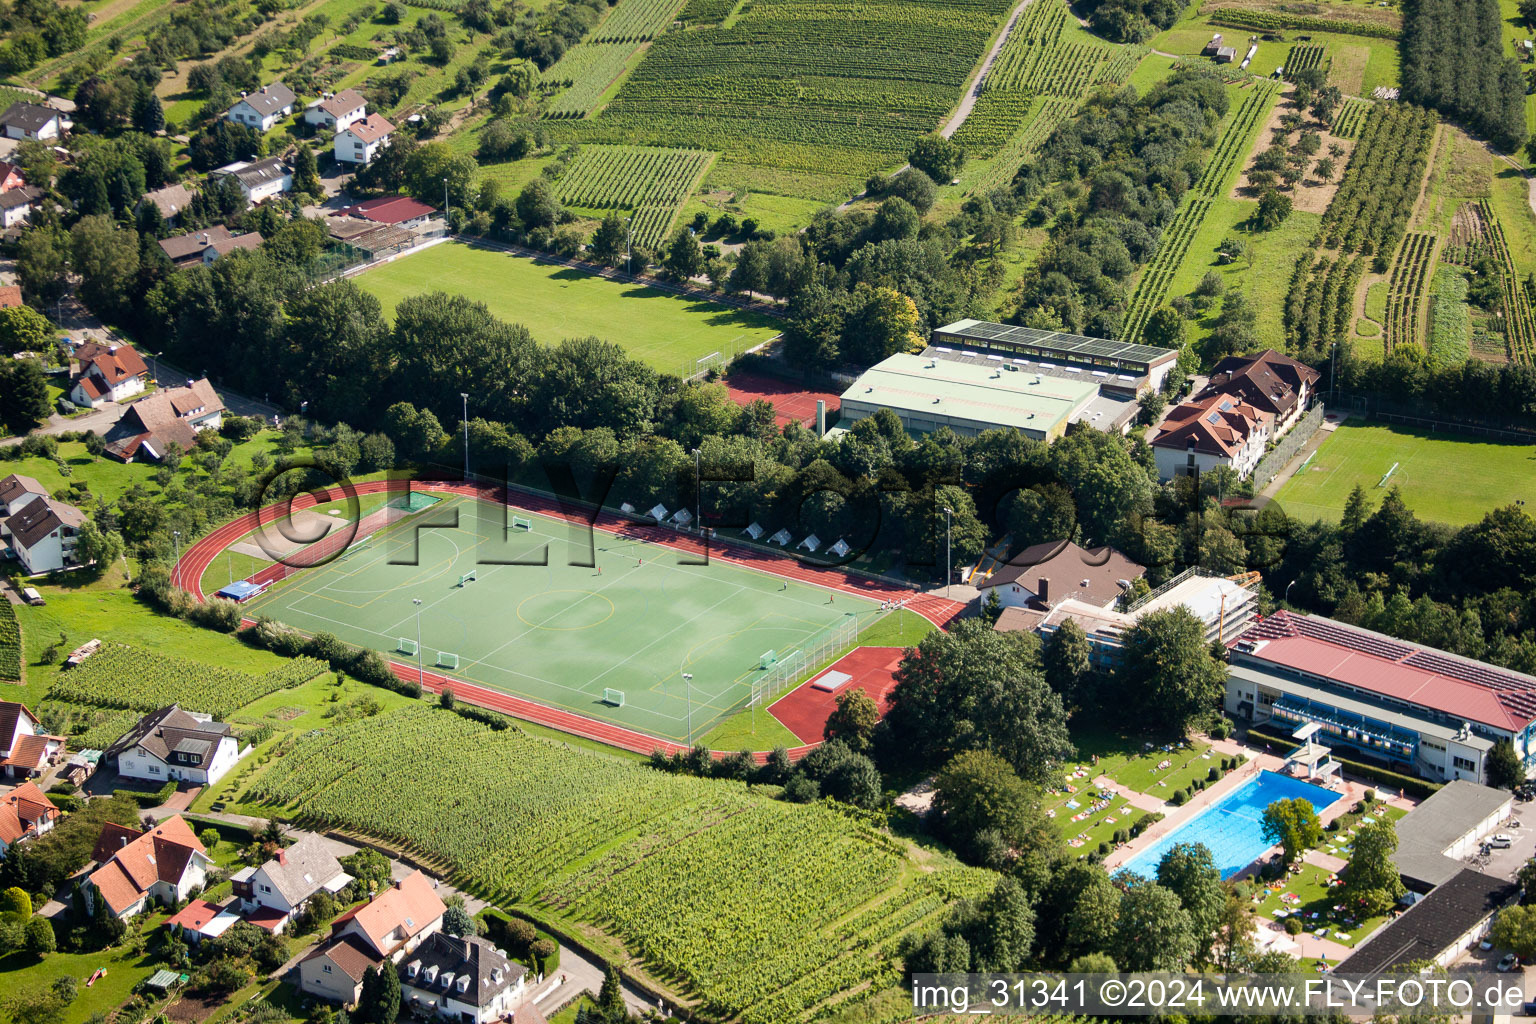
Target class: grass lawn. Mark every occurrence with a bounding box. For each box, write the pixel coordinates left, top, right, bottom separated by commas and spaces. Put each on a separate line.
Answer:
0, 913, 171, 1024
1173, 208, 1322, 351
1246, 862, 1387, 948
1040, 729, 1229, 855
1272, 419, 1536, 524
354, 240, 782, 373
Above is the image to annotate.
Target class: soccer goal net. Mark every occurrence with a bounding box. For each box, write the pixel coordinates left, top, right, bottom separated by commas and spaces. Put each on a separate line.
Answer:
437, 652, 459, 669
511, 516, 533, 532
459, 570, 478, 586
398, 638, 418, 655
603, 688, 626, 707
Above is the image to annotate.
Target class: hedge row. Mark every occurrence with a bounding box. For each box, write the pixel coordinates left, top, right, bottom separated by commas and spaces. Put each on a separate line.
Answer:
119, 779, 177, 807
1206, 7, 1399, 38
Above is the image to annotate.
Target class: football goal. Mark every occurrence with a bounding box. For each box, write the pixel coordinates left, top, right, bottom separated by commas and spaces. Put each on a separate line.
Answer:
437, 652, 460, 669
458, 570, 478, 586
398, 638, 418, 655
511, 516, 533, 532
602, 688, 626, 707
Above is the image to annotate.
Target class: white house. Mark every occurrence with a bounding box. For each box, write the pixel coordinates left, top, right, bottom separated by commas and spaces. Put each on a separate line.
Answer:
400, 934, 529, 1023
104, 379, 226, 462
335, 113, 394, 165
0, 782, 59, 857
5, 495, 86, 574
1150, 393, 1273, 481
230, 833, 350, 933
0, 186, 42, 229
69, 340, 149, 407
110, 704, 247, 787
975, 540, 1146, 613
304, 89, 367, 132
211, 157, 292, 206
0, 474, 47, 517
0, 103, 62, 141
226, 83, 297, 133
87, 815, 209, 920
0, 702, 63, 779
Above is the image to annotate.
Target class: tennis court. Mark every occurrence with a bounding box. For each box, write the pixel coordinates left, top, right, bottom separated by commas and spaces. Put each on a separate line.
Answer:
243, 494, 884, 742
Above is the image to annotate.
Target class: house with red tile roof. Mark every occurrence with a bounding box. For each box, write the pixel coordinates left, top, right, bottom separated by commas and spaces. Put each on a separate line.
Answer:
334, 195, 436, 227
69, 340, 149, 407
334, 113, 394, 165
164, 897, 242, 942
298, 870, 446, 1005
1149, 392, 1272, 482
104, 379, 225, 462
0, 782, 59, 856
0, 702, 62, 779
0, 285, 21, 308
0, 162, 24, 194
1227, 610, 1536, 785
85, 815, 210, 920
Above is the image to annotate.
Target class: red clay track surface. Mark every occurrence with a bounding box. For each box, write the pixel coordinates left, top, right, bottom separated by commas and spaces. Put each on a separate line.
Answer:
176, 481, 963, 760
723, 370, 842, 428
769, 646, 905, 744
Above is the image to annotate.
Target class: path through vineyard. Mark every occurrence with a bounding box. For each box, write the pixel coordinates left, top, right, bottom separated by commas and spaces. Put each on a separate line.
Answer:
941, 0, 1039, 139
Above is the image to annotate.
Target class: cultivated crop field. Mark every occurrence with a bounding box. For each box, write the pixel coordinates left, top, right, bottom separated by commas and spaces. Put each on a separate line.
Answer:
48, 645, 327, 718
559, 0, 1016, 186
1274, 420, 1536, 525
556, 145, 714, 212
355, 241, 781, 371
249, 704, 995, 1022
545, 43, 640, 118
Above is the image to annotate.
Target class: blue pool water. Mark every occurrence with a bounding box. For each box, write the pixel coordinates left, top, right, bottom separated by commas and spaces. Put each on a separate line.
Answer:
1121, 770, 1341, 880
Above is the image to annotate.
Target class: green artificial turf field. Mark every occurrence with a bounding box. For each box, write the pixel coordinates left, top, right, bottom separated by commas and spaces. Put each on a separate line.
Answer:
1273, 420, 1536, 525
244, 494, 883, 742
355, 240, 782, 374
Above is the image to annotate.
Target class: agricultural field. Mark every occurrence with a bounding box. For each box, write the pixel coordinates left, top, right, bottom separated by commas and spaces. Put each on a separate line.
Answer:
551, 0, 1017, 200
1382, 232, 1437, 354
544, 42, 644, 118
555, 144, 713, 213
243, 703, 996, 1021
354, 241, 781, 371
1274, 420, 1536, 525
592, 0, 689, 42
47, 645, 327, 718
985, 0, 1115, 97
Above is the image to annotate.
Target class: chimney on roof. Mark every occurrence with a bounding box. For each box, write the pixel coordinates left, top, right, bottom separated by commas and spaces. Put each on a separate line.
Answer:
1037, 578, 1049, 604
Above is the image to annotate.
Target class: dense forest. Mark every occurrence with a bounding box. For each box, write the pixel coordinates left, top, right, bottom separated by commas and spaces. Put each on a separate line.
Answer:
1400, 0, 1527, 150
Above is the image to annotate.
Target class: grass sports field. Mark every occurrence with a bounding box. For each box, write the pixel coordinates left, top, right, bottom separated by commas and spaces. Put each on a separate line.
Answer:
355, 241, 782, 373
244, 494, 883, 742
1273, 420, 1536, 525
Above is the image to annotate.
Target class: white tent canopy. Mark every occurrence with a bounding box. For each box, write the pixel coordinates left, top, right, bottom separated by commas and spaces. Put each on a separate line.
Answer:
648, 504, 668, 522
744, 522, 765, 540
620, 502, 636, 514
768, 528, 792, 546
797, 534, 821, 552
828, 538, 850, 558
671, 508, 693, 526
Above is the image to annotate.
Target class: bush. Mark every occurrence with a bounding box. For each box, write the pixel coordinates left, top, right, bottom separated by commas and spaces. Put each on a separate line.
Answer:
1129, 812, 1163, 837
187, 598, 241, 632
1097, 841, 1110, 855
119, 779, 177, 807
1170, 789, 1188, 806
1365, 789, 1376, 803
1207, 766, 1220, 782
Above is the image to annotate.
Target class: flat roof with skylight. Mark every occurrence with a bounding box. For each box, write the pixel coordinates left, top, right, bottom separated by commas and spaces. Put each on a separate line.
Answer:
932, 319, 1179, 387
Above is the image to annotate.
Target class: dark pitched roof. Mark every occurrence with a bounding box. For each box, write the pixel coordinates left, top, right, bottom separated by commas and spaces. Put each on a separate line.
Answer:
108, 704, 230, 764
8, 496, 84, 550
105, 379, 224, 459
0, 703, 38, 753
216, 157, 290, 190
983, 540, 1145, 608
0, 186, 42, 211
158, 225, 234, 263
0, 103, 59, 133
1201, 349, 1321, 419
257, 833, 345, 906
401, 933, 525, 1009
0, 474, 46, 509
1336, 869, 1518, 976
232, 83, 296, 118
206, 232, 263, 257
140, 183, 196, 221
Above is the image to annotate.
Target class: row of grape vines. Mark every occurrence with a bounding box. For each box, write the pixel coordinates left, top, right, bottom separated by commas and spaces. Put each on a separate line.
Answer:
1283, 252, 1367, 354
1284, 44, 1326, 78
1475, 198, 1536, 363
544, 42, 637, 118
1123, 82, 1280, 339
968, 98, 1076, 194
592, 0, 686, 42
1384, 232, 1436, 353
556, 144, 713, 209
1331, 98, 1373, 139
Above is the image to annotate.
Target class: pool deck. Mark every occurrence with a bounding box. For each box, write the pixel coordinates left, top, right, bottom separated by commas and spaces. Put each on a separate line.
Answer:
1102, 735, 1421, 962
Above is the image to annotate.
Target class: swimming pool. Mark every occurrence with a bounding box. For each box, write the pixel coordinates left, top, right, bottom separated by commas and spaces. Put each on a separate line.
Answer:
1121, 771, 1341, 880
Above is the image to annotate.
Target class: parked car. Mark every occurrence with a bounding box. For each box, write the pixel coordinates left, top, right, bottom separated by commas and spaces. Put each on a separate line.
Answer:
1498, 953, 1519, 972
1491, 834, 1515, 849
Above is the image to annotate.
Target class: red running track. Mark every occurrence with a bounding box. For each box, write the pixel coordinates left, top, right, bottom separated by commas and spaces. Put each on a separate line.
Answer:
769, 645, 906, 745
176, 481, 964, 759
